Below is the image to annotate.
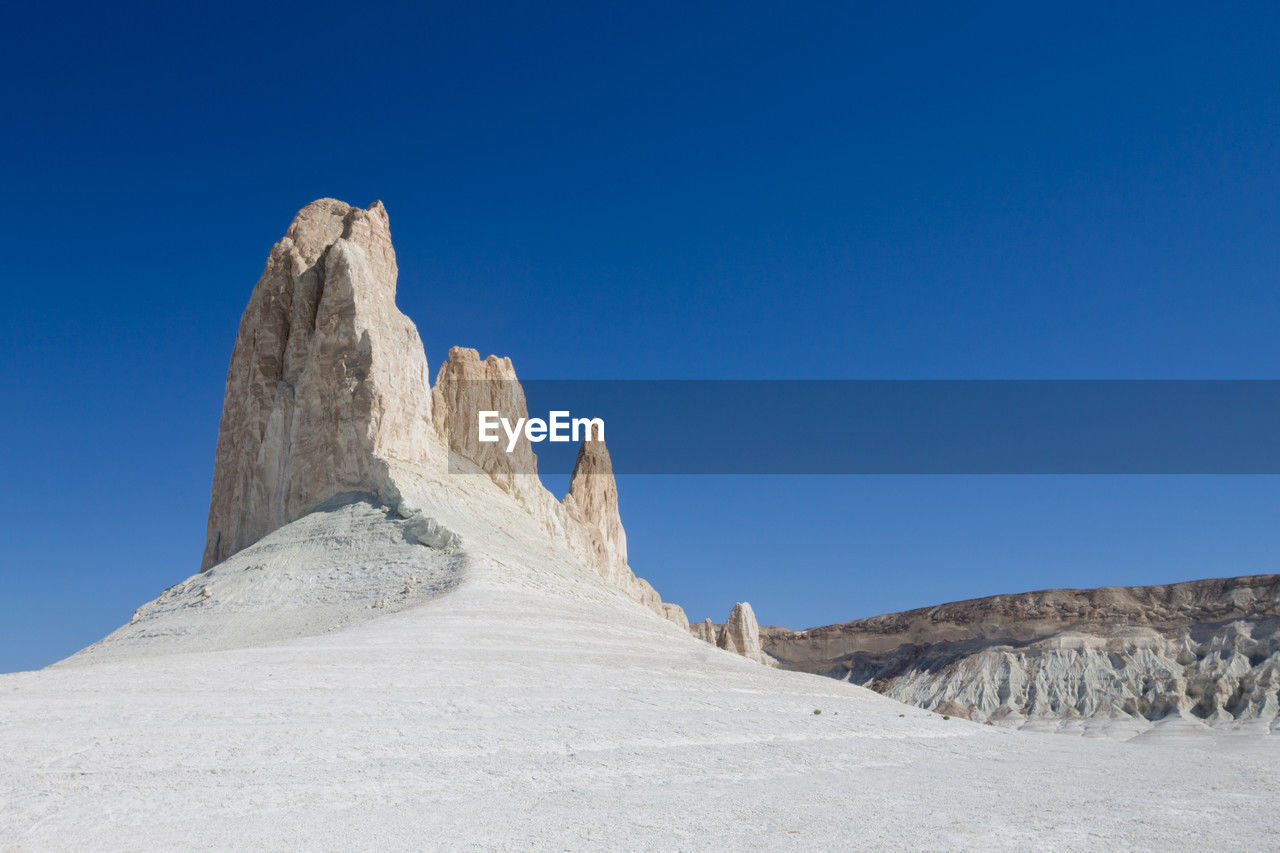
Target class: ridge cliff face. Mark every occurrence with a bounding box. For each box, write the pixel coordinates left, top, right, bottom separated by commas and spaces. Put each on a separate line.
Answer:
762, 575, 1280, 730
202, 200, 432, 569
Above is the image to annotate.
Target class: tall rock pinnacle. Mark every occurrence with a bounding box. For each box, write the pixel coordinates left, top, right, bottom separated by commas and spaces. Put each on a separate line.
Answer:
563, 438, 628, 579
201, 199, 433, 569
563, 437, 664, 614
718, 602, 769, 664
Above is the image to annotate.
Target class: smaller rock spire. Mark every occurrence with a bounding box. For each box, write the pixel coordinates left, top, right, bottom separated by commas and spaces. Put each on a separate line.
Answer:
690, 618, 718, 645
563, 437, 627, 576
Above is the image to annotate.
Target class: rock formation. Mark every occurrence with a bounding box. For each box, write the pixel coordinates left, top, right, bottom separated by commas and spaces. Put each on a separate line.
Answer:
197, 199, 729, 647
717, 602, 772, 664
430, 348, 557, 522
689, 619, 719, 644
762, 574, 1280, 728
202, 199, 433, 569
562, 437, 663, 614
661, 603, 689, 629
428, 347, 672, 617
562, 439, 627, 583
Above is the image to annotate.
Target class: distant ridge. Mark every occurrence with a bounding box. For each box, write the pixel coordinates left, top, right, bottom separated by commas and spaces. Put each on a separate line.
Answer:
763, 574, 1280, 732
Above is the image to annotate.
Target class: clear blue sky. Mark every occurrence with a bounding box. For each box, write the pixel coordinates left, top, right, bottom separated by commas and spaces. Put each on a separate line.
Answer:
2, 2, 1279, 671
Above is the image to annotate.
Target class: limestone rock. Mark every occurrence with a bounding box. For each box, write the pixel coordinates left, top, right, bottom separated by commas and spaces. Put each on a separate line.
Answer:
429, 346, 567, 538
934, 701, 972, 720
562, 437, 663, 615
661, 603, 689, 629
429, 348, 670, 617
718, 602, 770, 664
689, 618, 718, 644
199, 198, 690, 628
562, 438, 627, 581
201, 199, 433, 569
761, 574, 1280, 728
431, 347, 536, 484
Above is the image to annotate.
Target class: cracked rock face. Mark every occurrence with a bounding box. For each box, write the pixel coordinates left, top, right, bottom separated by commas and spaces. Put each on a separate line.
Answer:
762, 575, 1280, 729
201, 199, 433, 569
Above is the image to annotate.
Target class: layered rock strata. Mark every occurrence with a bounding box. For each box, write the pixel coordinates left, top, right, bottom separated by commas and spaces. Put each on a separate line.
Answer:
762, 575, 1280, 727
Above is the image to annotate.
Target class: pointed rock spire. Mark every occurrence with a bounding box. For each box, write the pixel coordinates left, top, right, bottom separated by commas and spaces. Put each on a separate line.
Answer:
563, 437, 627, 570
201, 199, 433, 569
718, 602, 769, 663
563, 437, 662, 614
690, 618, 719, 645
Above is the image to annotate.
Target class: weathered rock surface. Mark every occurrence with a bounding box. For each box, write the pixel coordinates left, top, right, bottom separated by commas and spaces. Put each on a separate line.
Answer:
428, 348, 665, 618
428, 347, 670, 615
689, 618, 719, 645
202, 199, 433, 569
431, 349, 548, 508
762, 575, 1280, 730
717, 602, 772, 665
562, 437, 664, 614
661, 603, 689, 629
196, 197, 733, 646
199, 199, 699, 628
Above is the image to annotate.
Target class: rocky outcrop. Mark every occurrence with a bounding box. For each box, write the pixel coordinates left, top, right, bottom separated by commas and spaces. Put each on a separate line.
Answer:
562, 439, 626, 582
762, 575, 1280, 729
562, 437, 663, 614
717, 602, 772, 664
429, 345, 570, 539
428, 347, 670, 617
661, 603, 689, 629
202, 200, 433, 569
197, 197, 727, 645
690, 619, 719, 644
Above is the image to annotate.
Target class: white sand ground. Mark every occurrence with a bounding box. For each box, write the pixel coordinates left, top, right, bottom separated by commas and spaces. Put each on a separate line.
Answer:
3, 467, 1278, 850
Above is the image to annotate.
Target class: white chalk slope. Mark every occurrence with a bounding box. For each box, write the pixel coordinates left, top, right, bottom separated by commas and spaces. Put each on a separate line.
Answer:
3, 456, 1278, 851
